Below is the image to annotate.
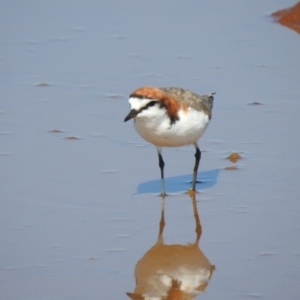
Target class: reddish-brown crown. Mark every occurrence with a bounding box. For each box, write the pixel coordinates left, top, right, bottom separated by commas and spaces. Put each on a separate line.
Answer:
130, 86, 186, 124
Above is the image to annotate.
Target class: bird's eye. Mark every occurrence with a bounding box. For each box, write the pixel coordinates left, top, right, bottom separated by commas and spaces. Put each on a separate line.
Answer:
148, 101, 156, 107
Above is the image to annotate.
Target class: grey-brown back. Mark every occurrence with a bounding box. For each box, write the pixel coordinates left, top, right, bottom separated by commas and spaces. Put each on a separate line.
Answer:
159, 87, 214, 119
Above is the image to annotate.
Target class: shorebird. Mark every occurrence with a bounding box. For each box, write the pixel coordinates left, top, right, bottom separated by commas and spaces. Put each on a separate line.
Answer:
124, 86, 214, 195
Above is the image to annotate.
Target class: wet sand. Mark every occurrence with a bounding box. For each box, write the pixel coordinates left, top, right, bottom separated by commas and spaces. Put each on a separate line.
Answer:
1, 1, 300, 299
272, 1, 300, 34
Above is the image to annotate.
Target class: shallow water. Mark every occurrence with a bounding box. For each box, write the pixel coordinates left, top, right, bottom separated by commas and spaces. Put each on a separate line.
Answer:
1, 1, 300, 299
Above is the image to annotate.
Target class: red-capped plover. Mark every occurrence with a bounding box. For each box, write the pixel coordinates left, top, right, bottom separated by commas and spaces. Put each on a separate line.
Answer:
124, 86, 214, 195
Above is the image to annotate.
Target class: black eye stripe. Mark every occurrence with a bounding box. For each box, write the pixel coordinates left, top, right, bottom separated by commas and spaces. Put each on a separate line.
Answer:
147, 101, 156, 107
134, 100, 159, 116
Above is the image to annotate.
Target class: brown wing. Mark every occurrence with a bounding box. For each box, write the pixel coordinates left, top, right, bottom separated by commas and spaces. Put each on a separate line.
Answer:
159, 87, 214, 120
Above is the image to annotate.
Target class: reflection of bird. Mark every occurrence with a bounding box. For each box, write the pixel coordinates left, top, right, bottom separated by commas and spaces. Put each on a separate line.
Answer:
126, 192, 215, 300
124, 87, 215, 195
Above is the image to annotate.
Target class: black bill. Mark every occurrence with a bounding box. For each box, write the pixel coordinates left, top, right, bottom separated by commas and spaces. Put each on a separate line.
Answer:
124, 109, 138, 122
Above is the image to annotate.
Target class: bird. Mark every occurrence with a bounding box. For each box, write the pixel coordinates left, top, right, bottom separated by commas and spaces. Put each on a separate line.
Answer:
124, 86, 214, 196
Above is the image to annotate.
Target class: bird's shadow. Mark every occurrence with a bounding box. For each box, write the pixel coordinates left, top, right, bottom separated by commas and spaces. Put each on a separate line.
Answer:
135, 169, 220, 195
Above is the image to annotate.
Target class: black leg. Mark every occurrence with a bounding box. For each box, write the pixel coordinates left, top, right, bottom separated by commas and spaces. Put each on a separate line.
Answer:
157, 149, 165, 196
191, 143, 201, 191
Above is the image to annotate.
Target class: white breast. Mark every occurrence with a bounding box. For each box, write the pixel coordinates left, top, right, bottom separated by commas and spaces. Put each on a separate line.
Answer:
134, 107, 210, 147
